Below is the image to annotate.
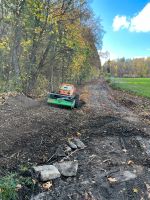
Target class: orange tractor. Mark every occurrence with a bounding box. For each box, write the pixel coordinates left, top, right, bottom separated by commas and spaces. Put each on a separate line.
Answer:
47, 83, 80, 108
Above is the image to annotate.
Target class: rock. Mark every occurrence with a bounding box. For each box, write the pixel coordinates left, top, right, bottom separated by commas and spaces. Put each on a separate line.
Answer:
110, 170, 137, 183
33, 165, 60, 181
68, 141, 77, 149
73, 138, 86, 149
65, 145, 72, 152
56, 146, 66, 157
31, 192, 51, 200
54, 160, 78, 177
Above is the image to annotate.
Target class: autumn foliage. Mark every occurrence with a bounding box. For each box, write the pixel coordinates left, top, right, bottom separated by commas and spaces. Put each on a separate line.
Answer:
0, 0, 103, 95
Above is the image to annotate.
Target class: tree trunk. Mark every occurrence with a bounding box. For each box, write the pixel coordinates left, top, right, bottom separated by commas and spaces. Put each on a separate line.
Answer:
11, 18, 21, 81
25, 38, 53, 94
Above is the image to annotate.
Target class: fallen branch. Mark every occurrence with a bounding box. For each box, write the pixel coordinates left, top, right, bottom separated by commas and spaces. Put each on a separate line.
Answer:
60, 149, 79, 162
46, 153, 56, 163
103, 159, 111, 163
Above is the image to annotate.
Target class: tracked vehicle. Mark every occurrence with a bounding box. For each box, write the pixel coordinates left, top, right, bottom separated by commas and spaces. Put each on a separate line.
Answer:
47, 83, 80, 109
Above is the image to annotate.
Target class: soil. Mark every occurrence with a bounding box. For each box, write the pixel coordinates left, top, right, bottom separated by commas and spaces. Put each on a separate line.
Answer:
1, 78, 150, 200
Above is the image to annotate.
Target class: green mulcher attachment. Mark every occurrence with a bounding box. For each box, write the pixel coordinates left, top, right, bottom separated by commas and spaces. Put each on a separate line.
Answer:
47, 93, 76, 108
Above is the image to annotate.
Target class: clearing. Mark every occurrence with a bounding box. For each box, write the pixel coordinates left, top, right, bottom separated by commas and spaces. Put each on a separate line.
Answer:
1, 78, 150, 199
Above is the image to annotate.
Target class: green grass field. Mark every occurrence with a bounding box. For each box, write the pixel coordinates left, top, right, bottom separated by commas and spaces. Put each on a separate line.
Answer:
108, 78, 150, 98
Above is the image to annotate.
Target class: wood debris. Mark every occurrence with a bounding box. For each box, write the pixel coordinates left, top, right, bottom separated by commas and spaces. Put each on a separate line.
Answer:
42, 181, 52, 190
107, 177, 117, 183
127, 160, 134, 165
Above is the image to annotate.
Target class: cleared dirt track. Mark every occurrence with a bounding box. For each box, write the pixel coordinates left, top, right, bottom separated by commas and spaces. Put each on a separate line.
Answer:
1, 78, 150, 199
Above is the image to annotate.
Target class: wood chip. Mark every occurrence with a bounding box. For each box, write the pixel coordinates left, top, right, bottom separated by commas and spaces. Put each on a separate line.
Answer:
122, 149, 127, 153
133, 188, 138, 193
16, 184, 22, 191
107, 177, 117, 183
127, 160, 134, 165
42, 181, 52, 190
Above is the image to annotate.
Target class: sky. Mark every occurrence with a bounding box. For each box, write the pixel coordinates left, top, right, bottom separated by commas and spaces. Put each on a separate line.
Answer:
91, 0, 150, 61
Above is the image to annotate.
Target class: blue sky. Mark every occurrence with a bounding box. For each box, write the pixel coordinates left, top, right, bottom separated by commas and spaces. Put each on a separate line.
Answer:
91, 0, 150, 61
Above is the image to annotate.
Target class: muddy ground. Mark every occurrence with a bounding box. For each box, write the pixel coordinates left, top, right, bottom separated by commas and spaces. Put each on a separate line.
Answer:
1, 78, 150, 200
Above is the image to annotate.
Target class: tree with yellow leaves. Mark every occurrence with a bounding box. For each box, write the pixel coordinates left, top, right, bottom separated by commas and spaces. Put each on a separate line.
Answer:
0, 0, 103, 94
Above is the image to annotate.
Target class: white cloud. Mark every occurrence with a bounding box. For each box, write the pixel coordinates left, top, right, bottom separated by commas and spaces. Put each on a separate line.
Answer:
130, 3, 150, 32
113, 3, 150, 32
113, 16, 129, 31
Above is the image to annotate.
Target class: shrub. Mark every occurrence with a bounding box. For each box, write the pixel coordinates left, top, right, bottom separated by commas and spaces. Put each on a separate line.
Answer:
0, 173, 18, 200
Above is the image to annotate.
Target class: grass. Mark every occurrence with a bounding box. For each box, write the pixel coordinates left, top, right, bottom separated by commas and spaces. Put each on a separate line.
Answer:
0, 173, 19, 200
108, 77, 150, 98
0, 172, 34, 200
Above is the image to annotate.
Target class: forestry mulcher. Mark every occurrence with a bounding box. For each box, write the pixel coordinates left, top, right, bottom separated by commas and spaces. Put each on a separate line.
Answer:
47, 83, 80, 109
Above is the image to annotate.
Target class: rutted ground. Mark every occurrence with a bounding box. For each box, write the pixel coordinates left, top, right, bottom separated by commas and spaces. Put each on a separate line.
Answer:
1, 79, 150, 199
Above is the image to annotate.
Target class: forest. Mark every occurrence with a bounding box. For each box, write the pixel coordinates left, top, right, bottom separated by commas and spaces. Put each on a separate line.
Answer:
0, 0, 103, 95
103, 57, 150, 78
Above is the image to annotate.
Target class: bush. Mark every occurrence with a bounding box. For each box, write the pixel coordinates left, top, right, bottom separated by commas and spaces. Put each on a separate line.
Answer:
0, 173, 18, 200
0, 173, 34, 200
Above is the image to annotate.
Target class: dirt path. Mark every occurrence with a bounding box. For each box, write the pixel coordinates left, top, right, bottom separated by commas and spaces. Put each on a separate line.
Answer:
1, 79, 150, 199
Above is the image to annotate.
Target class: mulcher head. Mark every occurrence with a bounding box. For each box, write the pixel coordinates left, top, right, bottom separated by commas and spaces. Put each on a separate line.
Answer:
47, 93, 75, 108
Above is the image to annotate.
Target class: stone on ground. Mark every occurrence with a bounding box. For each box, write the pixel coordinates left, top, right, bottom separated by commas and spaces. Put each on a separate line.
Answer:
31, 192, 51, 200
33, 165, 60, 181
55, 146, 66, 157
54, 160, 78, 177
68, 141, 77, 149
110, 170, 137, 183
65, 145, 72, 152
73, 138, 86, 149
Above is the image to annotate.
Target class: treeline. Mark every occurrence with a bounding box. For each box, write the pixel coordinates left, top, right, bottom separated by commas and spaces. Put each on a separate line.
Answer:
0, 0, 103, 95
103, 57, 150, 78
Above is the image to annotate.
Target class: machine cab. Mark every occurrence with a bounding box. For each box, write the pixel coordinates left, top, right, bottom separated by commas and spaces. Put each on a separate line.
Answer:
59, 83, 76, 96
